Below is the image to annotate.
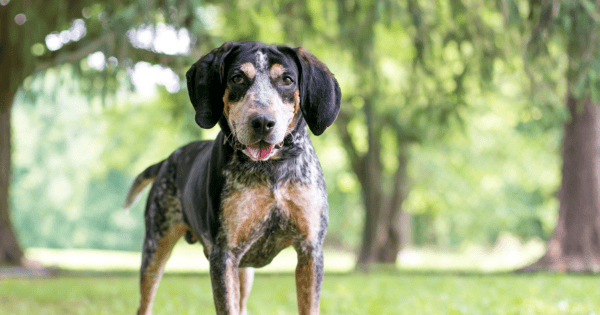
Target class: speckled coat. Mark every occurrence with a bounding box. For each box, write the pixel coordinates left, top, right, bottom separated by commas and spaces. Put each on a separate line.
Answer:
125, 41, 341, 315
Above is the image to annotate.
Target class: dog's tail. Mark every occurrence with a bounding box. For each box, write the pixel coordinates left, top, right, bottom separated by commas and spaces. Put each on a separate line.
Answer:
124, 160, 165, 210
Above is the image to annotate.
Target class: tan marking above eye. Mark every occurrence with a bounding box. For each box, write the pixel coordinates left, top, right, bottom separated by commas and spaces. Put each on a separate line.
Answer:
240, 62, 256, 80
269, 64, 286, 79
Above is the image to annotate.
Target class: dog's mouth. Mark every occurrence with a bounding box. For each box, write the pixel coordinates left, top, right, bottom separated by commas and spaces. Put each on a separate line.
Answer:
246, 140, 284, 161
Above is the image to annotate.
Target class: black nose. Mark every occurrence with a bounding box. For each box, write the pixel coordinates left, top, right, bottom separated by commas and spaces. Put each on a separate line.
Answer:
250, 113, 276, 136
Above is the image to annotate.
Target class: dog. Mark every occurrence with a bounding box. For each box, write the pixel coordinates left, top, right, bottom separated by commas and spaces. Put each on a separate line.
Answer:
124, 41, 341, 315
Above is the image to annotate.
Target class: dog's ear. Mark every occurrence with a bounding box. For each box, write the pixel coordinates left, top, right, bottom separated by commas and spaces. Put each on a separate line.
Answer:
280, 47, 341, 136
186, 42, 238, 129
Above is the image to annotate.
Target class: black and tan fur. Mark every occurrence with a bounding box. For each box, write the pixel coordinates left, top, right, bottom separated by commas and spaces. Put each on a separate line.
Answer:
125, 41, 341, 315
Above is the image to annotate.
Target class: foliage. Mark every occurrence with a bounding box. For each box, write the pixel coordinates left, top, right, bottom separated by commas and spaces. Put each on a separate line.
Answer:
405, 58, 566, 247
7, 0, 586, 255
11, 70, 363, 251
2, 273, 600, 314
507, 1, 600, 102
11, 69, 146, 251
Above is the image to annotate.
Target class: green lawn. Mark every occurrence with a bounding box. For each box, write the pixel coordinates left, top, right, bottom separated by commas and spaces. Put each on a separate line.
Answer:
1, 272, 599, 314
20, 233, 547, 273
1, 242, 597, 314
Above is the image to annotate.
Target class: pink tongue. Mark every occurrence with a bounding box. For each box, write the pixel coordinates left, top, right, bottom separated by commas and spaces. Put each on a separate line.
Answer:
247, 143, 273, 160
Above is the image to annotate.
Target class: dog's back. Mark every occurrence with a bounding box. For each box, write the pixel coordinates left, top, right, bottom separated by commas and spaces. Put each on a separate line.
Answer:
124, 140, 214, 212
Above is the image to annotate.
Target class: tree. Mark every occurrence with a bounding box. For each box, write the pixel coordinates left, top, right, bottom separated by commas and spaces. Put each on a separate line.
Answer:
329, 0, 502, 269
1, 0, 355, 266
0, 0, 90, 266
514, 0, 600, 272
332, 0, 413, 268
2, 0, 346, 266
0, 0, 218, 266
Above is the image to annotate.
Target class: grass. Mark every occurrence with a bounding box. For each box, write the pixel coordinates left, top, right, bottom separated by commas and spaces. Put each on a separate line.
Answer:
21, 233, 546, 273
2, 238, 597, 314
2, 272, 600, 314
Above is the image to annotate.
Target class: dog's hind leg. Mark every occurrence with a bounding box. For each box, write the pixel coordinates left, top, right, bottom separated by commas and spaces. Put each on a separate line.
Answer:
238, 267, 254, 315
138, 223, 187, 315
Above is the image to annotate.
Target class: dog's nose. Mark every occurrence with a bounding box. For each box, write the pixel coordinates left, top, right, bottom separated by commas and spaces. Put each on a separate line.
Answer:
250, 113, 276, 136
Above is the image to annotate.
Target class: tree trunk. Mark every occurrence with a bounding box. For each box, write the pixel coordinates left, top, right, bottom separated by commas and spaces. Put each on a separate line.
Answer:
0, 91, 24, 266
0, 4, 25, 266
355, 107, 410, 269
356, 100, 385, 269
377, 149, 409, 263
520, 95, 600, 272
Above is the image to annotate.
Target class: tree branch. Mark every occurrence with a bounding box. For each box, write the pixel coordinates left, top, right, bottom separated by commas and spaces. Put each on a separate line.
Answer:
129, 45, 180, 66
389, 144, 408, 215
34, 32, 183, 74
383, 114, 420, 144
335, 106, 364, 179
35, 33, 117, 72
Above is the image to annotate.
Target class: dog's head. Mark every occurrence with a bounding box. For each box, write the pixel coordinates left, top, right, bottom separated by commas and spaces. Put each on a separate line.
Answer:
186, 41, 341, 161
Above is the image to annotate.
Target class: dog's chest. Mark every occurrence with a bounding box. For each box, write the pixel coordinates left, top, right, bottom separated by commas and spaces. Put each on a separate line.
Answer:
221, 181, 323, 265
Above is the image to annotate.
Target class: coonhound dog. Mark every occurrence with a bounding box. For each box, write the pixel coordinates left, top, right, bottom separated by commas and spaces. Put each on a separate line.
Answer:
124, 41, 341, 315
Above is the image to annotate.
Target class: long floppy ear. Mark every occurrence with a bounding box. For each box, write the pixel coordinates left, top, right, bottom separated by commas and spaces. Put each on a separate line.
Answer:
282, 47, 341, 135
186, 42, 238, 129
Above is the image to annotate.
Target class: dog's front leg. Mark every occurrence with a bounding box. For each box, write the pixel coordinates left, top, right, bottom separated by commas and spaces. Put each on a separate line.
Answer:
209, 247, 241, 315
295, 245, 324, 315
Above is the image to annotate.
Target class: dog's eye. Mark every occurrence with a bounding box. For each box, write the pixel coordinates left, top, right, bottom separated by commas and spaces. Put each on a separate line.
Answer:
232, 75, 245, 85
282, 76, 293, 86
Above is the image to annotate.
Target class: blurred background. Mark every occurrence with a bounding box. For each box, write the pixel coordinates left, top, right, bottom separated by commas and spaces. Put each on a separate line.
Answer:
1, 0, 599, 274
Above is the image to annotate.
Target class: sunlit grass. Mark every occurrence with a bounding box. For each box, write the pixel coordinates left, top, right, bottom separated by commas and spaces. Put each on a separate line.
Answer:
2, 237, 596, 314
22, 233, 545, 273
397, 234, 546, 272
23, 242, 355, 273
2, 273, 600, 314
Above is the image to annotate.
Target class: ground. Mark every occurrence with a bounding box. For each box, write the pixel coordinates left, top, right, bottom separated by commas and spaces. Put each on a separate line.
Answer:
2, 272, 599, 314
1, 239, 597, 314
